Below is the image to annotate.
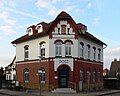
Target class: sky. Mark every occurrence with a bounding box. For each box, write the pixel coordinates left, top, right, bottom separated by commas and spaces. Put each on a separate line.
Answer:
0, 0, 120, 69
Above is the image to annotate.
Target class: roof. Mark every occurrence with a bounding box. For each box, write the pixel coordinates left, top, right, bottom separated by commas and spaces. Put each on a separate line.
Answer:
11, 11, 106, 46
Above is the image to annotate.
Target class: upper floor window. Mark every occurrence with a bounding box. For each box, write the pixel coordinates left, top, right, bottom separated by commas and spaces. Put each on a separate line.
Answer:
87, 45, 90, 59
61, 25, 66, 34
58, 28, 60, 34
38, 67, 45, 83
67, 28, 70, 34
40, 42, 45, 57
55, 41, 62, 56
24, 68, 29, 83
93, 47, 96, 61
24, 45, 29, 60
98, 48, 101, 61
80, 42, 84, 58
65, 41, 72, 56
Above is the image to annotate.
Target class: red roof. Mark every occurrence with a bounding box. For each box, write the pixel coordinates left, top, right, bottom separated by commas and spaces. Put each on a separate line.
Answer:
11, 11, 106, 46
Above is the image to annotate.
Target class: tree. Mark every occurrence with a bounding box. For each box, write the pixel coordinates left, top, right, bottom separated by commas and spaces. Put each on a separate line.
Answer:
0, 67, 5, 80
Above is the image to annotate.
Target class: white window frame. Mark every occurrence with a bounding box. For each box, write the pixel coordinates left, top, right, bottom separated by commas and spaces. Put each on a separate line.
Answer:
24, 46, 29, 60
80, 43, 84, 58
38, 68, 45, 83
55, 42, 62, 56
65, 42, 71, 56
24, 69, 29, 83
40, 43, 45, 57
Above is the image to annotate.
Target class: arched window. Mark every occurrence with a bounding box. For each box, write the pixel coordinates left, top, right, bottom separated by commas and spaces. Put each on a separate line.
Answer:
80, 42, 84, 58
98, 48, 101, 62
55, 41, 62, 56
80, 67, 84, 81
36, 24, 43, 33
93, 68, 96, 83
27, 28, 33, 35
24, 45, 29, 60
87, 45, 90, 59
40, 42, 45, 57
65, 42, 72, 56
38, 67, 45, 83
23, 68, 29, 83
93, 47, 96, 61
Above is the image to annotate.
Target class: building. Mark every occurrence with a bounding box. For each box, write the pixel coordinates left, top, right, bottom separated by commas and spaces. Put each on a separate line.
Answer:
109, 59, 120, 78
5, 56, 16, 81
11, 11, 106, 91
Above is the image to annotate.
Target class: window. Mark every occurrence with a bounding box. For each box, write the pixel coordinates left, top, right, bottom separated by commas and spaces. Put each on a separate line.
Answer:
67, 28, 70, 34
98, 49, 101, 61
93, 47, 96, 60
58, 28, 60, 34
24, 69, 29, 83
98, 69, 101, 82
93, 69, 96, 83
38, 67, 45, 83
80, 42, 84, 58
87, 45, 90, 59
61, 25, 66, 34
87, 68, 91, 82
55, 42, 62, 56
80, 67, 84, 81
24, 45, 29, 60
65, 42, 72, 56
40, 42, 45, 57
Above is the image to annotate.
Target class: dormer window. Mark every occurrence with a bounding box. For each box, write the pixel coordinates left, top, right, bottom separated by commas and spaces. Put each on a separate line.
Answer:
61, 25, 66, 34
36, 24, 43, 33
81, 26, 87, 34
27, 28, 33, 35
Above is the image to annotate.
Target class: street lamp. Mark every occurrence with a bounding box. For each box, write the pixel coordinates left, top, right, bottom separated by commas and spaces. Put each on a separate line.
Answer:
38, 56, 43, 96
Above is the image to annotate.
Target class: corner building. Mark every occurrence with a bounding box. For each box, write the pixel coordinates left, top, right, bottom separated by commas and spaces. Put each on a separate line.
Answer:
12, 11, 106, 91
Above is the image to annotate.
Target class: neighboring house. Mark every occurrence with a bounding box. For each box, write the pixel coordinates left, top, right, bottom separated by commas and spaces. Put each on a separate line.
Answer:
109, 59, 120, 78
5, 56, 16, 81
11, 11, 106, 91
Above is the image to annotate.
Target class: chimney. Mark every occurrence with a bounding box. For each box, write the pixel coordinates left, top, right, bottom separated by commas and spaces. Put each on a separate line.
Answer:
114, 58, 117, 62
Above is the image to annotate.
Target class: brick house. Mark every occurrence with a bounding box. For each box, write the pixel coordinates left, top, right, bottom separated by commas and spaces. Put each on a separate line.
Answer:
11, 11, 106, 91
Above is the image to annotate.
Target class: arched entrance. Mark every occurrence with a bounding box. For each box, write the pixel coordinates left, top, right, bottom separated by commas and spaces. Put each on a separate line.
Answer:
57, 65, 69, 88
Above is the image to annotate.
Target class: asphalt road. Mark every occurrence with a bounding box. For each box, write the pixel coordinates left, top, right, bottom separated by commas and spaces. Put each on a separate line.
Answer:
105, 93, 120, 96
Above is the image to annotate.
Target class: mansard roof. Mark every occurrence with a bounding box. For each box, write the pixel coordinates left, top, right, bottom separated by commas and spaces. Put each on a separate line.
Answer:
11, 11, 106, 46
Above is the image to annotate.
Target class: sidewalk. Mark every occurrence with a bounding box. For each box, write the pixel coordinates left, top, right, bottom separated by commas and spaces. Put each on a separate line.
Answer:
0, 89, 120, 96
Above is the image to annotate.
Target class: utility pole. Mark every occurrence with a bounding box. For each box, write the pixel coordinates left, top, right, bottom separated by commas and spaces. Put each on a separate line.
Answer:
38, 56, 43, 96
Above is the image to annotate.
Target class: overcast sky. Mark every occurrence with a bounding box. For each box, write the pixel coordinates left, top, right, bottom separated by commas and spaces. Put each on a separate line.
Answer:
0, 0, 120, 69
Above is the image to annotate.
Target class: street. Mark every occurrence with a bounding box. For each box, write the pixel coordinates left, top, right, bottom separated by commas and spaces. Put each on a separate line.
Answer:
105, 93, 120, 96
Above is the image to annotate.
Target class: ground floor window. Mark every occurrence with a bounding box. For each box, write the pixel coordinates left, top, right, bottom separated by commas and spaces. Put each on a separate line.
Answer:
38, 67, 45, 83
24, 69, 29, 83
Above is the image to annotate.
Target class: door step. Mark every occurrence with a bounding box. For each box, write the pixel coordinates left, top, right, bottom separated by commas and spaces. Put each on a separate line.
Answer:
52, 88, 76, 93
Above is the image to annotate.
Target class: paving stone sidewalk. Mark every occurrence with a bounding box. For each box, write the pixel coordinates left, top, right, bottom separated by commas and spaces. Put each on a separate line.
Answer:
0, 89, 120, 96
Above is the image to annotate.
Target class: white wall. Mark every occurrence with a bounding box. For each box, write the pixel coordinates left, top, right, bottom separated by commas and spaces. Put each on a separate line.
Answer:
16, 36, 49, 62
78, 36, 103, 62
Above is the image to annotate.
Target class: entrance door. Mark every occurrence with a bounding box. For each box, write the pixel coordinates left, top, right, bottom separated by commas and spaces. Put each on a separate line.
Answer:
58, 66, 69, 88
